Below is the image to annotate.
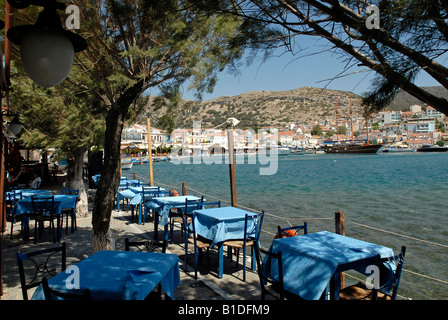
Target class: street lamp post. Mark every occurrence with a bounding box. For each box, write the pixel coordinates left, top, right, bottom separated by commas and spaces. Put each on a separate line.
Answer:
226, 117, 239, 208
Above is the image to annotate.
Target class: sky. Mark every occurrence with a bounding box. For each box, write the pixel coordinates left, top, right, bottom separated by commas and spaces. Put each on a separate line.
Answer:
164, 37, 445, 102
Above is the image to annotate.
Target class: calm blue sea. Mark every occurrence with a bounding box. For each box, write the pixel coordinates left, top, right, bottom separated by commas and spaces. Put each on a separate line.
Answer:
123, 152, 448, 300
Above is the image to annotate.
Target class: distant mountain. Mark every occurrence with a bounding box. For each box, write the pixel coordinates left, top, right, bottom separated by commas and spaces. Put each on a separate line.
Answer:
143, 86, 448, 129
145, 87, 362, 129
387, 86, 448, 111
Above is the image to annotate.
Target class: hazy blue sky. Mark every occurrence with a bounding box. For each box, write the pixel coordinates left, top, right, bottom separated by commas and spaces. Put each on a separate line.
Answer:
148, 37, 445, 102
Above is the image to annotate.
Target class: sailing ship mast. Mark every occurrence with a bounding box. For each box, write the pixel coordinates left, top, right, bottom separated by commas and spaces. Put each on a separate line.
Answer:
350, 97, 354, 143
335, 97, 339, 144
365, 114, 370, 146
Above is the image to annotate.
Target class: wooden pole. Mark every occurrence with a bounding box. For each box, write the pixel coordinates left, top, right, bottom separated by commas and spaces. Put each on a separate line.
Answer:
335, 211, 346, 289
147, 117, 154, 186
182, 182, 187, 196
227, 127, 237, 207
335, 210, 345, 235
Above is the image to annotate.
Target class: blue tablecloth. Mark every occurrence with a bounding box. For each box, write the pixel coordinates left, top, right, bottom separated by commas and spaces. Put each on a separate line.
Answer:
193, 207, 258, 248
267, 231, 394, 300
31, 250, 181, 300
193, 206, 258, 278
5, 189, 51, 200
92, 175, 132, 186
116, 186, 165, 224
145, 195, 202, 227
11, 194, 78, 217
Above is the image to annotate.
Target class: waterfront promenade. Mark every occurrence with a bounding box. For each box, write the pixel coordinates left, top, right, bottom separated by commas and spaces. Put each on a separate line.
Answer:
0, 189, 262, 300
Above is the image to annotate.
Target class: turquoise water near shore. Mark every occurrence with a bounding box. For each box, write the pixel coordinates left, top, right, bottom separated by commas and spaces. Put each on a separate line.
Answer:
123, 152, 448, 300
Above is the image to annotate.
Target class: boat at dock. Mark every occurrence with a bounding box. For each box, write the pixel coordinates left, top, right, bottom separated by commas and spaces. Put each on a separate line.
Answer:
417, 144, 448, 152
121, 159, 133, 169
323, 143, 382, 154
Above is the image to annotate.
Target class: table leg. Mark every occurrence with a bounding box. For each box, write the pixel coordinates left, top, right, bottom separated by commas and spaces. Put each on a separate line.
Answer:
164, 224, 169, 245
218, 243, 224, 278
330, 272, 340, 300
154, 212, 159, 239
138, 203, 142, 225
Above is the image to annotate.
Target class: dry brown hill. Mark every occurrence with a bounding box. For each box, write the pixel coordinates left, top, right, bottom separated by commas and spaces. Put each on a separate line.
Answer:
145, 86, 363, 129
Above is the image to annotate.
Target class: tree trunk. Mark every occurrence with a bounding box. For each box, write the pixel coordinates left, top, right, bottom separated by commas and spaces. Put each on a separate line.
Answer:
91, 81, 144, 253
65, 148, 88, 217
92, 107, 123, 252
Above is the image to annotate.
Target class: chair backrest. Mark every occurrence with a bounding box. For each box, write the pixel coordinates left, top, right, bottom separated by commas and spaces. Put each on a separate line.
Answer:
155, 190, 170, 197
142, 186, 160, 201
253, 242, 285, 300
124, 238, 167, 253
198, 201, 221, 209
17, 242, 67, 300
6, 189, 23, 202
138, 182, 151, 187
5, 190, 22, 217
378, 246, 406, 300
240, 211, 264, 248
42, 277, 91, 300
31, 195, 55, 216
276, 222, 307, 238
252, 211, 265, 243
184, 198, 202, 214
126, 181, 139, 188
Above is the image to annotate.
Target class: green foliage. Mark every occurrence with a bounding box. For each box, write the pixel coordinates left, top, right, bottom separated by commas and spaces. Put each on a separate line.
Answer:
311, 124, 323, 136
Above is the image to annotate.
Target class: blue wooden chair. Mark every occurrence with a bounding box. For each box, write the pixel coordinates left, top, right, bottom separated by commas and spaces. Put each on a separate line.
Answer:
223, 211, 265, 281
254, 242, 285, 300
253, 242, 303, 300
133, 186, 159, 221
276, 222, 307, 238
124, 237, 167, 253
169, 197, 203, 242
339, 246, 407, 300
30, 195, 57, 244
17, 243, 67, 300
6, 189, 23, 239
183, 208, 211, 280
61, 188, 79, 234
198, 201, 221, 209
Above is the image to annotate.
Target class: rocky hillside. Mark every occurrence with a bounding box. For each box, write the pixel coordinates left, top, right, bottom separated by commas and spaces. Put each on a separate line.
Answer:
143, 86, 447, 129
145, 87, 363, 129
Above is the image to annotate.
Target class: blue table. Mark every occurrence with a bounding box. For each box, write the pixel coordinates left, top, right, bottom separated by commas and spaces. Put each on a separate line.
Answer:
145, 195, 203, 242
11, 195, 78, 241
116, 186, 165, 224
193, 207, 258, 278
267, 231, 395, 300
31, 250, 181, 300
5, 189, 51, 200
92, 175, 130, 186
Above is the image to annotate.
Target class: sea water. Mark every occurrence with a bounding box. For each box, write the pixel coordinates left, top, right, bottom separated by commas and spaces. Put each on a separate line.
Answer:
124, 152, 448, 300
